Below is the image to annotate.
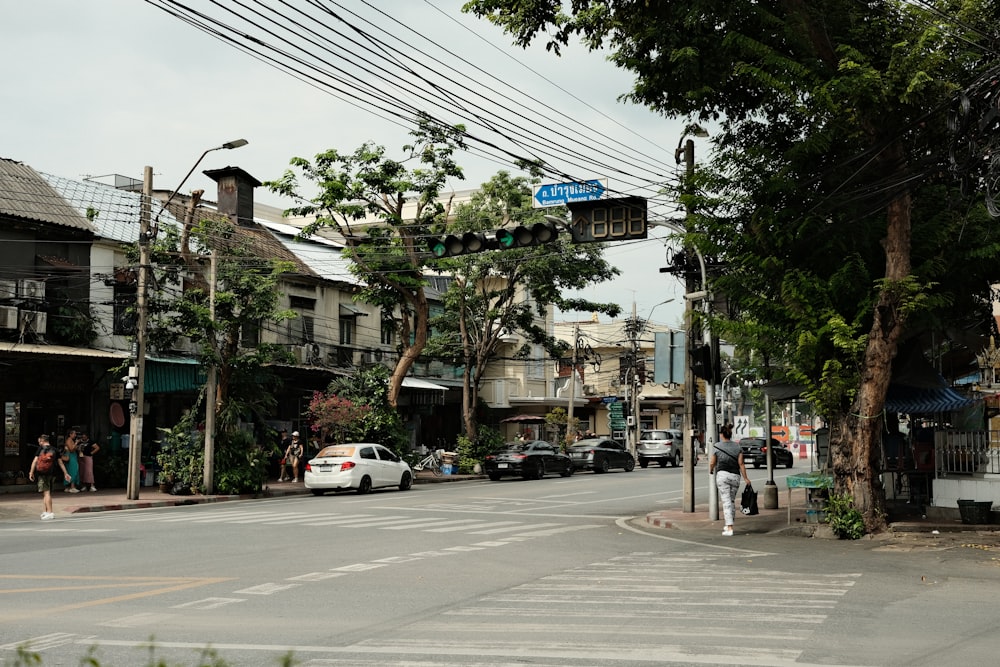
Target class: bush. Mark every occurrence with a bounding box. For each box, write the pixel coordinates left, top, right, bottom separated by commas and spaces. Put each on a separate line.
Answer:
827, 492, 866, 539
456, 426, 503, 473
214, 429, 268, 495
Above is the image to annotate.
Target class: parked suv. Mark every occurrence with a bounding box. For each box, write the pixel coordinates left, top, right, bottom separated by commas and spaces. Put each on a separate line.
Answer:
636, 429, 686, 468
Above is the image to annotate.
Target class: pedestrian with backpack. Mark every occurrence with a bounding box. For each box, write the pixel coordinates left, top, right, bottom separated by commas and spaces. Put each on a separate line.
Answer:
28, 433, 71, 520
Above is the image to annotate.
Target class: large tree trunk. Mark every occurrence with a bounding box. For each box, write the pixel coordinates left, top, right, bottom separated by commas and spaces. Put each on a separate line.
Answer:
387, 288, 429, 408
830, 176, 912, 533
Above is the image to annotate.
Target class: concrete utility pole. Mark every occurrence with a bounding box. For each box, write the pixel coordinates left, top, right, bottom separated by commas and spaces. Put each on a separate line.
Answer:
126, 166, 153, 501
203, 251, 218, 494
566, 321, 579, 443
679, 137, 698, 514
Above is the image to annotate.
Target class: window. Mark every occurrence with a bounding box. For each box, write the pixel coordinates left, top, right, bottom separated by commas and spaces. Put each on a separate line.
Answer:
240, 319, 260, 348
287, 296, 315, 344
360, 447, 377, 460
380, 311, 394, 346
529, 344, 545, 380
339, 317, 354, 345
112, 285, 137, 336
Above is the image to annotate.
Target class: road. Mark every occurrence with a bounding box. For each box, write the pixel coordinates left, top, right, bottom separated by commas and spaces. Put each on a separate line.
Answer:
2, 467, 999, 666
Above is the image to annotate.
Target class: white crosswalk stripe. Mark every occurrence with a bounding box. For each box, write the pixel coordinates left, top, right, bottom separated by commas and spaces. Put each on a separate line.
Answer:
325, 551, 862, 666
59, 507, 601, 539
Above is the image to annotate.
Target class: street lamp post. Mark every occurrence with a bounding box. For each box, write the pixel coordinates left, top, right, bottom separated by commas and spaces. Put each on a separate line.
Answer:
126, 139, 248, 501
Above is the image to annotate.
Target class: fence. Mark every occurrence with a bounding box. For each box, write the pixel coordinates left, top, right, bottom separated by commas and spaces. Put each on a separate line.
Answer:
934, 430, 1000, 476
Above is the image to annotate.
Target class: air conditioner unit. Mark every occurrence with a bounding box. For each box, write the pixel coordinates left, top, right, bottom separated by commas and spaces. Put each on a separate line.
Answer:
360, 349, 374, 364
582, 384, 596, 396
19, 310, 47, 334
0, 279, 16, 300
0, 306, 17, 329
18, 279, 45, 300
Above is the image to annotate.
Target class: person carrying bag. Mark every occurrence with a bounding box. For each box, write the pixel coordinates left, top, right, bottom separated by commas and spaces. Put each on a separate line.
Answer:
708, 424, 752, 536
741, 483, 759, 516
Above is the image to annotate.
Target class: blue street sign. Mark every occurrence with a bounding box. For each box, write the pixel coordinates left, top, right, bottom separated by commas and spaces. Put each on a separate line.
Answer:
532, 179, 607, 208
601, 396, 618, 404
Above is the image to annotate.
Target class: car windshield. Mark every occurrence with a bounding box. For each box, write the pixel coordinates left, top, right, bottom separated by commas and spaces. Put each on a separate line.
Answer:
316, 445, 356, 458
572, 439, 602, 447
641, 431, 669, 441
501, 442, 530, 452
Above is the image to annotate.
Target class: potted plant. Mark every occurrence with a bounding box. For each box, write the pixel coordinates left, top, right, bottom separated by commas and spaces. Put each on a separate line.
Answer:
155, 413, 203, 495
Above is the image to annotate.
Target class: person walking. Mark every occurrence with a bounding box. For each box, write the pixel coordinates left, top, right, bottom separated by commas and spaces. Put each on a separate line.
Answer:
77, 431, 100, 492
61, 429, 81, 493
28, 434, 71, 520
708, 423, 751, 536
275, 429, 292, 482
284, 431, 304, 483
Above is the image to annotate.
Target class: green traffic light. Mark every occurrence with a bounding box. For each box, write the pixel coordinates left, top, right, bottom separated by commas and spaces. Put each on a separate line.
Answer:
496, 229, 515, 248
428, 238, 448, 258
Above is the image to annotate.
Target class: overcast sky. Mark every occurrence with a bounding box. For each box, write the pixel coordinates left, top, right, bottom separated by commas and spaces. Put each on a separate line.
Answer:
1, 0, 703, 329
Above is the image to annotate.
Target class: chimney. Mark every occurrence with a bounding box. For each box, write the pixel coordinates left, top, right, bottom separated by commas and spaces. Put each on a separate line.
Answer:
203, 166, 261, 226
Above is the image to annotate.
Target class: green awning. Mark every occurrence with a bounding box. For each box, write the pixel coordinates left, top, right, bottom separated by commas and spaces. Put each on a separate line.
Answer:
145, 358, 205, 393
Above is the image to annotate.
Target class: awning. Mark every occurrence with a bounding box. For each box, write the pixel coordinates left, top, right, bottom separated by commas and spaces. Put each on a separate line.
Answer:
145, 357, 205, 393
884, 383, 978, 414
401, 377, 448, 391
339, 303, 368, 317
0, 342, 126, 360
500, 414, 546, 423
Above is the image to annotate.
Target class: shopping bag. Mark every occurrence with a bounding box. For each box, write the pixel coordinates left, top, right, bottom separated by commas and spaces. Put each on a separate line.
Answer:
741, 484, 759, 515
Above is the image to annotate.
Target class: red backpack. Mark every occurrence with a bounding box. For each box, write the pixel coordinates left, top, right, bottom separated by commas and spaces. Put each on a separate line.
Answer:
36, 446, 57, 474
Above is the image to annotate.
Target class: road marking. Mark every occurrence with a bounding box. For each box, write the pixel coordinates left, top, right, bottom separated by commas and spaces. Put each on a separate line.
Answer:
423, 520, 519, 533
99, 612, 176, 627
172, 598, 244, 610
287, 572, 349, 581
466, 522, 562, 535
0, 633, 92, 651
233, 583, 300, 595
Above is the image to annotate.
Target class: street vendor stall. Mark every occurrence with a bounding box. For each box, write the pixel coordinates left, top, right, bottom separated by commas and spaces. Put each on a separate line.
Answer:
786, 470, 833, 524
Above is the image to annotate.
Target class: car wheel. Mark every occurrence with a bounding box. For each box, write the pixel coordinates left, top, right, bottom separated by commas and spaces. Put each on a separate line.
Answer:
598, 457, 610, 474
639, 459, 649, 469
560, 463, 573, 477
310, 489, 325, 496
624, 456, 635, 472
488, 472, 502, 481
786, 457, 794, 469
399, 471, 413, 491
659, 459, 669, 468
670, 454, 679, 468
357, 475, 372, 494
753, 463, 761, 469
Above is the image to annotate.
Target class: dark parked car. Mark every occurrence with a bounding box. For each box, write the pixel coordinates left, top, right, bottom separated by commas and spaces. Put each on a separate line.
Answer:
636, 429, 686, 468
568, 438, 635, 473
739, 437, 794, 468
484, 440, 574, 481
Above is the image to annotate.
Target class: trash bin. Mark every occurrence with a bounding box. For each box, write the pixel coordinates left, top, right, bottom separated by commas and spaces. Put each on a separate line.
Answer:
957, 499, 993, 525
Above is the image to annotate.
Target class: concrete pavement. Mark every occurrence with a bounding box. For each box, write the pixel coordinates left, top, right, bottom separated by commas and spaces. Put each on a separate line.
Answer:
3, 474, 998, 546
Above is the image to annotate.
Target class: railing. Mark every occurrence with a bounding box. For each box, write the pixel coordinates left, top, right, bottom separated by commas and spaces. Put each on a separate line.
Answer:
934, 430, 1000, 476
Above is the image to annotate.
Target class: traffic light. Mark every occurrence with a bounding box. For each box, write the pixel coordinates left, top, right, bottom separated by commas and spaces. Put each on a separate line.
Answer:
428, 221, 559, 258
689, 344, 713, 381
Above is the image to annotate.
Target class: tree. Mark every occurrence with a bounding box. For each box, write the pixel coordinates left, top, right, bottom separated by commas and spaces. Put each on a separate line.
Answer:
313, 365, 408, 449
425, 171, 621, 442
266, 115, 466, 408
464, 0, 1000, 532
141, 213, 295, 491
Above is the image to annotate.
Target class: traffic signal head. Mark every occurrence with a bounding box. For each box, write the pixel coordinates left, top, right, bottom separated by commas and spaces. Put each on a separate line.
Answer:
429, 221, 560, 257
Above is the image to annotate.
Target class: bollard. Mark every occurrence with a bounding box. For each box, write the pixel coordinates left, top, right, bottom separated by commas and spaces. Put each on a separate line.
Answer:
763, 481, 779, 509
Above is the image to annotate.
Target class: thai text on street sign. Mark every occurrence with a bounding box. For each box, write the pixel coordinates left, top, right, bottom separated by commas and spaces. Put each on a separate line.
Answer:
532, 179, 607, 208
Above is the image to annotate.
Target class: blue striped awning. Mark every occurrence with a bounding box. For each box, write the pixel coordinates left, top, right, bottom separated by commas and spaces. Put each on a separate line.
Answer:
884, 384, 978, 414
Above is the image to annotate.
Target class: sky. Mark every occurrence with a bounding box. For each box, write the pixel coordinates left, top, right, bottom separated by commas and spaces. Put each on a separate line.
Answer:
1, 0, 702, 329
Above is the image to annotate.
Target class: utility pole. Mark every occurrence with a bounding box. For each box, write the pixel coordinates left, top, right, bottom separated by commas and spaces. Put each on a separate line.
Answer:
126, 166, 153, 501
629, 302, 641, 456
680, 138, 698, 514
566, 321, 579, 444
203, 250, 217, 494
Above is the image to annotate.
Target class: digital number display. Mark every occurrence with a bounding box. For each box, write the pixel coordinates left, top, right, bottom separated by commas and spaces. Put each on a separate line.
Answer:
567, 196, 647, 244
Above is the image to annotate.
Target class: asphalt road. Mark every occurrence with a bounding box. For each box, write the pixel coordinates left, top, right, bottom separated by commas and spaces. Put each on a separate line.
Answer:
2, 467, 999, 666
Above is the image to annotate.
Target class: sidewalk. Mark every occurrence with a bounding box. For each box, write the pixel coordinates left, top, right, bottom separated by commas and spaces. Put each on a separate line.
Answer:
0, 470, 479, 522
3, 475, 998, 545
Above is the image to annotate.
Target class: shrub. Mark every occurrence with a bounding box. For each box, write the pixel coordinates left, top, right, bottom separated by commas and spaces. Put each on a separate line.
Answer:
827, 492, 866, 539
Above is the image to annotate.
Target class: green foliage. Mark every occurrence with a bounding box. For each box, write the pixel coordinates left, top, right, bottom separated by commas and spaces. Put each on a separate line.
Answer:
213, 429, 268, 495
316, 365, 408, 450
544, 407, 578, 450
456, 425, 504, 472
265, 115, 468, 406
49, 304, 98, 347
155, 411, 204, 493
827, 493, 866, 540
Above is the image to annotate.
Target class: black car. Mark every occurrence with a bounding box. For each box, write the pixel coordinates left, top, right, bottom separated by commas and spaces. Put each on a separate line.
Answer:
568, 438, 636, 473
484, 440, 574, 481
739, 437, 794, 468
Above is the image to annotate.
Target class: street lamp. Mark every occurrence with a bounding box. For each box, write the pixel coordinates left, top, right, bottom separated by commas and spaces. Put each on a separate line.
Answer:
126, 139, 249, 501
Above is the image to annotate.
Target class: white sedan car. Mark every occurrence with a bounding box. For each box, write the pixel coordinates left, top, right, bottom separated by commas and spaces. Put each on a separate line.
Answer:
304, 443, 413, 495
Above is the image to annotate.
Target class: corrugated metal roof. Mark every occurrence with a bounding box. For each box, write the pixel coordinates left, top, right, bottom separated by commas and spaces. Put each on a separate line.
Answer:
258, 219, 358, 285
43, 172, 181, 243
0, 158, 95, 232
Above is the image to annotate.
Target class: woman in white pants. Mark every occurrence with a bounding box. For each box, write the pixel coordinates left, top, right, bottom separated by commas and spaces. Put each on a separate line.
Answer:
709, 424, 751, 536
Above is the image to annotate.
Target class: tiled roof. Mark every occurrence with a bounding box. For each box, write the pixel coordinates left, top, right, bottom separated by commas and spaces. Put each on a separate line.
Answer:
0, 158, 95, 232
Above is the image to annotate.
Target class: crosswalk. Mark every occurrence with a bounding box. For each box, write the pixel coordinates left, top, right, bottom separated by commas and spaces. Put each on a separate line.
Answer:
59, 507, 603, 540
319, 551, 862, 666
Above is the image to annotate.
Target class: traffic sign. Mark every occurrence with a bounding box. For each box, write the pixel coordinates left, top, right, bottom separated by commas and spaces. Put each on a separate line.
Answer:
601, 396, 618, 404
532, 179, 607, 208
734, 416, 750, 439
567, 196, 647, 243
